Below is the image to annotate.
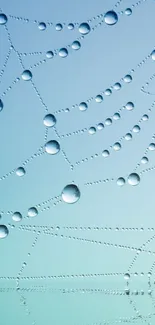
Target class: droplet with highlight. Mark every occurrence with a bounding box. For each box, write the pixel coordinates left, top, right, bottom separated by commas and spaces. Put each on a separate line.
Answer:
105, 89, 112, 96
132, 125, 140, 133
124, 273, 130, 280
68, 23, 74, 30
125, 8, 132, 16
105, 118, 112, 126
0, 225, 9, 239
79, 102, 88, 111
43, 114, 56, 127
104, 11, 118, 25
142, 114, 149, 121
79, 22, 90, 35
16, 167, 26, 177
128, 173, 140, 186
114, 82, 121, 90
38, 22, 46, 31
0, 99, 3, 111
113, 142, 121, 151
124, 75, 132, 83
45, 140, 60, 154
28, 207, 38, 217
72, 41, 81, 50
89, 127, 96, 135
46, 51, 54, 59
22, 70, 32, 81
125, 133, 132, 140
56, 23, 63, 31
102, 150, 110, 157
113, 113, 120, 120
12, 212, 22, 222
0, 14, 8, 25
95, 95, 103, 103
149, 143, 155, 151
125, 102, 134, 111
59, 48, 68, 58
97, 123, 104, 130
117, 177, 125, 186
151, 50, 155, 60
141, 157, 148, 164
62, 184, 80, 204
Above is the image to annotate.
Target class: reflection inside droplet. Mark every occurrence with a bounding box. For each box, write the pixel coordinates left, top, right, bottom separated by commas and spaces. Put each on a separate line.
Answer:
43, 114, 56, 127
0, 225, 9, 239
59, 48, 68, 58
62, 184, 80, 204
45, 140, 60, 154
104, 11, 118, 25
79, 22, 90, 35
22, 70, 32, 81
28, 207, 38, 217
12, 212, 22, 222
128, 173, 140, 186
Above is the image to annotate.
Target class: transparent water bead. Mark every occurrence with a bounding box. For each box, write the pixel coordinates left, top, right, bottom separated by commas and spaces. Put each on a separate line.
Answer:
125, 8, 132, 16
45, 140, 60, 154
79, 22, 90, 35
117, 177, 125, 186
0, 99, 3, 111
128, 173, 140, 186
22, 70, 32, 81
95, 95, 103, 103
62, 184, 80, 204
89, 127, 96, 135
38, 22, 46, 31
43, 114, 56, 127
46, 51, 54, 59
16, 167, 26, 177
0, 225, 9, 239
12, 212, 22, 222
79, 102, 88, 111
104, 11, 118, 25
28, 207, 38, 217
59, 48, 68, 58
0, 14, 8, 25
72, 41, 81, 50
125, 102, 134, 111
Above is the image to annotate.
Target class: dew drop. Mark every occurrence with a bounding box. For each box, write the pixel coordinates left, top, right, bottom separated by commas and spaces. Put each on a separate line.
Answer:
45, 140, 60, 154
132, 125, 140, 133
113, 142, 121, 151
62, 184, 80, 204
105, 89, 112, 96
97, 123, 104, 130
22, 70, 32, 81
79, 102, 88, 111
59, 48, 68, 58
105, 118, 112, 126
12, 212, 22, 222
124, 74, 132, 83
142, 114, 149, 121
0, 99, 3, 111
79, 22, 90, 35
102, 150, 110, 157
113, 82, 121, 90
46, 51, 54, 59
0, 13, 8, 25
125, 133, 132, 140
128, 173, 140, 186
117, 177, 125, 186
56, 23, 63, 31
149, 143, 155, 151
95, 95, 103, 103
38, 22, 46, 30
125, 8, 132, 16
43, 114, 56, 127
0, 225, 9, 239
16, 167, 26, 177
68, 23, 74, 30
104, 11, 118, 25
125, 102, 134, 111
72, 41, 81, 50
113, 113, 120, 120
141, 156, 148, 164
151, 50, 155, 60
88, 127, 96, 135
124, 273, 130, 280
28, 207, 38, 217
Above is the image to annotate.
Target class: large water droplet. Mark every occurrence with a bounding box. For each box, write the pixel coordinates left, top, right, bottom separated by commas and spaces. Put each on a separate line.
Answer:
0, 13, 8, 25
132, 125, 140, 133
38, 22, 46, 30
79, 23, 90, 35
104, 11, 118, 25
102, 150, 110, 157
114, 82, 121, 90
151, 50, 155, 60
124, 74, 132, 83
45, 140, 60, 154
43, 114, 56, 127
68, 23, 74, 30
128, 173, 140, 186
125, 102, 134, 111
59, 48, 68, 58
105, 89, 112, 96
113, 113, 120, 120
97, 123, 104, 130
88, 127, 96, 135
95, 95, 103, 103
113, 142, 121, 151
141, 156, 148, 164
149, 143, 155, 151
62, 184, 80, 204
117, 177, 125, 186
0, 99, 3, 111
56, 23, 63, 31
0, 225, 9, 239
142, 114, 149, 121
28, 207, 38, 217
79, 102, 88, 111
105, 118, 112, 126
12, 212, 22, 222
125, 8, 132, 16
72, 41, 81, 50
16, 167, 26, 177
46, 51, 54, 59
22, 70, 32, 81
125, 133, 132, 140
124, 273, 130, 280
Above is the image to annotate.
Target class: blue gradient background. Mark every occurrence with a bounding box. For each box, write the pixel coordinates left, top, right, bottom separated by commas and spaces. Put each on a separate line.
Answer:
1, 0, 155, 324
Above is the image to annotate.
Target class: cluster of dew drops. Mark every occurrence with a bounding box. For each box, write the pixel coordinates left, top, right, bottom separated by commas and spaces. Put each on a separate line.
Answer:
0, 6, 148, 240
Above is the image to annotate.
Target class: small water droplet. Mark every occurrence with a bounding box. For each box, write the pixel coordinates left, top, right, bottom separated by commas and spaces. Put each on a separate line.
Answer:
68, 23, 74, 30
117, 177, 125, 186
128, 173, 140, 186
95, 95, 103, 103
72, 41, 81, 50
113, 112, 120, 120
46, 51, 54, 59
132, 125, 140, 133
104, 11, 118, 25
0, 99, 3, 112
125, 133, 132, 140
62, 184, 80, 204
12, 212, 22, 222
43, 114, 56, 127
16, 167, 26, 177
105, 118, 112, 126
113, 142, 121, 151
125, 102, 134, 111
105, 89, 112, 96
151, 50, 155, 60
56, 23, 63, 31
113, 82, 121, 90
89, 127, 96, 135
79, 22, 90, 35
141, 156, 148, 164
0, 225, 9, 239
22, 70, 32, 81
124, 273, 130, 280
97, 123, 104, 130
79, 102, 88, 111
59, 48, 68, 58
124, 74, 132, 83
28, 207, 38, 217
142, 114, 149, 121
45, 140, 60, 154
125, 8, 132, 16
38, 22, 46, 30
0, 13, 8, 25
149, 143, 155, 151
102, 150, 110, 157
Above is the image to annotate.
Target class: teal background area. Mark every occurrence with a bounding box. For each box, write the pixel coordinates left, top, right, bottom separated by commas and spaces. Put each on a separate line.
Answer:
1, 0, 155, 324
